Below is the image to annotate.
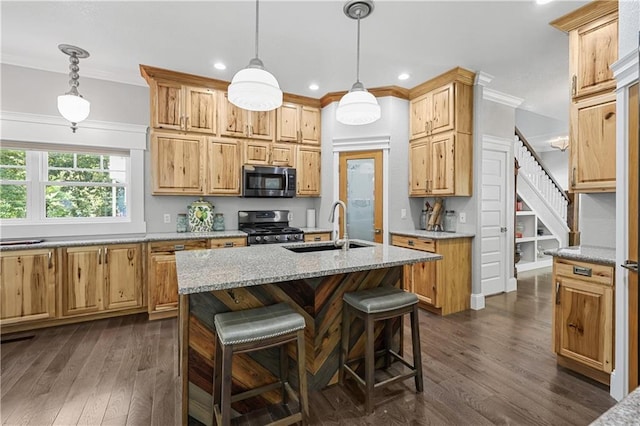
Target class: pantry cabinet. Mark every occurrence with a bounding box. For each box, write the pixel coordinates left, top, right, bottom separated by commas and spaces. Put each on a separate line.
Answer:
277, 102, 321, 145
151, 132, 205, 195
0, 249, 56, 326
152, 81, 217, 134
218, 92, 275, 141
243, 140, 295, 168
552, 257, 614, 384
207, 138, 241, 195
296, 145, 321, 197
391, 234, 471, 315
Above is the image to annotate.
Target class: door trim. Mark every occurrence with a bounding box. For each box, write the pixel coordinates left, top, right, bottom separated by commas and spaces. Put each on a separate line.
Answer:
333, 136, 390, 245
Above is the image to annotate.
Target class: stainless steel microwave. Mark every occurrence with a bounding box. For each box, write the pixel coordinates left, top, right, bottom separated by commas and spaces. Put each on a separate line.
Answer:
242, 165, 296, 198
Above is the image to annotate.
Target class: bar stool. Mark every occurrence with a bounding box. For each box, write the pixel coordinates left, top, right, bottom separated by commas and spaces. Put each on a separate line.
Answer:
339, 286, 423, 414
212, 303, 309, 426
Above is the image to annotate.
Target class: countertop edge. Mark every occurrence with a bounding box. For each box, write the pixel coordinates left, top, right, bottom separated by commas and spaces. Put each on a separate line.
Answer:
544, 246, 617, 266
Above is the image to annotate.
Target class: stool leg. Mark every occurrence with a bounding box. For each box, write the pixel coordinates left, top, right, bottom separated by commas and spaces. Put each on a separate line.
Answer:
364, 313, 375, 414
410, 305, 424, 393
339, 304, 351, 385
296, 329, 309, 424
383, 318, 392, 369
220, 344, 233, 426
213, 335, 223, 424
280, 342, 289, 405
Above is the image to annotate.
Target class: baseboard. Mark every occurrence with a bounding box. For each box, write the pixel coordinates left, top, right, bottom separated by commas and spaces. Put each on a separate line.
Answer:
470, 293, 485, 310
506, 277, 518, 293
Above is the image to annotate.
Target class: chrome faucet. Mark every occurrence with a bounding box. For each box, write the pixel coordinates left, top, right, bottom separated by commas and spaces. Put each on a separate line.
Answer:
329, 200, 350, 251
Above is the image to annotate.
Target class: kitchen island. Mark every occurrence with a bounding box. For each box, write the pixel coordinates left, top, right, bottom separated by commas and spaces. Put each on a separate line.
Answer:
175, 240, 441, 424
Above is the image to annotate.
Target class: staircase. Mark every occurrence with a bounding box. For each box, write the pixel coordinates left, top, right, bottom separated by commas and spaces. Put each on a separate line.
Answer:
514, 128, 569, 253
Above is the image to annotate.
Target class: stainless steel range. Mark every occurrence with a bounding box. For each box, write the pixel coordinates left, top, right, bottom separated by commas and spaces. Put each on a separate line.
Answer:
238, 210, 304, 245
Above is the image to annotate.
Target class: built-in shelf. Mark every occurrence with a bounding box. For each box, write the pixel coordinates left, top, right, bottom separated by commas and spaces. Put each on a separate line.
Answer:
515, 197, 560, 273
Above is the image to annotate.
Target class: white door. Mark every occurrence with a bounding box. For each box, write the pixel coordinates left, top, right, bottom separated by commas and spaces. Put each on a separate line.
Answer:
481, 144, 511, 296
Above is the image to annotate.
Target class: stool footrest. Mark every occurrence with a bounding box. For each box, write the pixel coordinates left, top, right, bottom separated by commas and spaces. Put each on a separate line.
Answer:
230, 381, 283, 404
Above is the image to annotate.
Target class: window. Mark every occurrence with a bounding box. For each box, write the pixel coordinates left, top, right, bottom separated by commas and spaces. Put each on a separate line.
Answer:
0, 147, 130, 222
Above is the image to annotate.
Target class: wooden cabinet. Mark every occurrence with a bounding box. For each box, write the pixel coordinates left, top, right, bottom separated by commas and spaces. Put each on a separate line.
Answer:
303, 232, 331, 242
151, 132, 205, 195
409, 132, 471, 197
552, 257, 614, 384
391, 234, 471, 315
296, 146, 321, 197
207, 138, 241, 195
410, 83, 455, 139
147, 237, 246, 319
0, 249, 56, 326
277, 102, 321, 145
152, 81, 217, 134
219, 92, 275, 141
62, 244, 143, 317
243, 140, 295, 167
569, 92, 616, 192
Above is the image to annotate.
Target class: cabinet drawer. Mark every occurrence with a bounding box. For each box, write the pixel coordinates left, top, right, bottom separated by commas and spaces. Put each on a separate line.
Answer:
554, 258, 614, 286
149, 239, 207, 253
209, 237, 246, 249
391, 235, 436, 253
304, 233, 331, 242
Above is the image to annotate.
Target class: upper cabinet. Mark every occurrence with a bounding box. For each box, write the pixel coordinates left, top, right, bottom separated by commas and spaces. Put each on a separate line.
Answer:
551, 1, 618, 193
151, 132, 205, 195
277, 102, 321, 145
218, 92, 275, 141
296, 146, 321, 196
152, 81, 217, 134
207, 138, 241, 195
410, 83, 455, 139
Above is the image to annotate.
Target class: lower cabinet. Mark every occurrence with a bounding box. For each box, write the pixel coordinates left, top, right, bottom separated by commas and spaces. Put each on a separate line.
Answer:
391, 234, 472, 315
147, 237, 246, 320
62, 244, 143, 316
552, 257, 614, 384
0, 249, 56, 326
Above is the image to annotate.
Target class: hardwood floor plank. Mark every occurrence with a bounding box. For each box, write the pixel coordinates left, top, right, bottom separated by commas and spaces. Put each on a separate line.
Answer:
151, 318, 179, 426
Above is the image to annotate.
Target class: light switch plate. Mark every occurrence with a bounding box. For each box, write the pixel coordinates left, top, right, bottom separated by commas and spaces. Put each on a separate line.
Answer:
401, 209, 407, 219
288, 212, 293, 221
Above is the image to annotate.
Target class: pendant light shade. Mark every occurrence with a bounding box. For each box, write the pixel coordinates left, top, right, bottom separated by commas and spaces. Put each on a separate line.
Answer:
57, 44, 90, 133
336, 1, 380, 126
228, 0, 282, 111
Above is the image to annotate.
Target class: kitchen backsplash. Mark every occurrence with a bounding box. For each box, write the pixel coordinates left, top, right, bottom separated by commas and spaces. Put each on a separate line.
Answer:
579, 193, 616, 249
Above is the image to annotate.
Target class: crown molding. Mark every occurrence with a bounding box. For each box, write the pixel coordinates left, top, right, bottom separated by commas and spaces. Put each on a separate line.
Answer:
320, 86, 409, 108
611, 50, 639, 89
483, 88, 524, 108
475, 71, 494, 87
550, 0, 618, 33
408, 67, 476, 99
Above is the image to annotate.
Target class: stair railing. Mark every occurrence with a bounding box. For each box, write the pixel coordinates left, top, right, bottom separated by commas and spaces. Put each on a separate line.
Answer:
514, 127, 569, 223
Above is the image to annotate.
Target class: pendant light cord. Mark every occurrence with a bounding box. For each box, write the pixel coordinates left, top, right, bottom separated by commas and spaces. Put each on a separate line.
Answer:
255, 0, 260, 59
356, 11, 361, 83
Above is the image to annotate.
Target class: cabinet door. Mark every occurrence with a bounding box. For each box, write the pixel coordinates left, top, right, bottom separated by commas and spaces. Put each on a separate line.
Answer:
104, 244, 142, 311
248, 110, 275, 141
411, 261, 439, 307
148, 253, 179, 314
555, 277, 613, 373
0, 249, 56, 325
277, 103, 300, 142
151, 133, 204, 194
63, 246, 103, 316
428, 133, 455, 195
300, 106, 321, 145
409, 140, 429, 196
244, 140, 270, 165
185, 86, 216, 134
153, 81, 183, 130
410, 94, 429, 140
208, 138, 241, 194
571, 12, 618, 99
219, 92, 250, 138
296, 146, 321, 196
271, 143, 295, 167
429, 83, 455, 135
570, 93, 616, 192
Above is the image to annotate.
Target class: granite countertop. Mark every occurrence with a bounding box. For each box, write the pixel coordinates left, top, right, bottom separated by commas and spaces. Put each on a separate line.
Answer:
544, 245, 616, 266
0, 230, 247, 252
591, 387, 640, 425
390, 229, 475, 240
175, 240, 442, 294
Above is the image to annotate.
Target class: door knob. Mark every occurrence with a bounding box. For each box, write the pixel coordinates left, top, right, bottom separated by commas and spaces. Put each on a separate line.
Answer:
622, 260, 639, 273
500, 227, 507, 233
374, 229, 382, 234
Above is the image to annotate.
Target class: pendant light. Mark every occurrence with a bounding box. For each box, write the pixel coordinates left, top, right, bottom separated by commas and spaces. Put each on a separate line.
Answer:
336, 0, 380, 126
57, 44, 90, 133
228, 0, 282, 112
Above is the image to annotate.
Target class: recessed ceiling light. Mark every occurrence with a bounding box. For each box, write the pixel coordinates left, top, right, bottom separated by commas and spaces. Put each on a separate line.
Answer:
398, 73, 410, 81
213, 62, 226, 70
536, 0, 553, 4
309, 83, 319, 91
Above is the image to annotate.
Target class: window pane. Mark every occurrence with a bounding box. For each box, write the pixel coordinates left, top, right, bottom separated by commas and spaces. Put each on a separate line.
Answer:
76, 153, 101, 169
0, 167, 26, 180
46, 185, 127, 218
1, 149, 26, 167
0, 184, 27, 218
48, 152, 74, 168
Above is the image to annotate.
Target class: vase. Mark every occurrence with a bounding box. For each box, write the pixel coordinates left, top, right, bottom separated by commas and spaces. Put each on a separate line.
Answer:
212, 213, 225, 231
176, 213, 188, 232
188, 198, 214, 232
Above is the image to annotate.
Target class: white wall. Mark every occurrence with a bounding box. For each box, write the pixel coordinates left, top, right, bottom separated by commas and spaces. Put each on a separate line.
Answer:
515, 108, 568, 152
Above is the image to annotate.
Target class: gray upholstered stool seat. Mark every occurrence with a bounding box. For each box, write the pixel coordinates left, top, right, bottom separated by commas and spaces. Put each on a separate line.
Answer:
343, 286, 418, 314
212, 303, 309, 426
340, 286, 424, 414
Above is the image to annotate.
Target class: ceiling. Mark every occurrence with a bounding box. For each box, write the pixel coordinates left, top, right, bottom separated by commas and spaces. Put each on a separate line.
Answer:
1, 1, 588, 150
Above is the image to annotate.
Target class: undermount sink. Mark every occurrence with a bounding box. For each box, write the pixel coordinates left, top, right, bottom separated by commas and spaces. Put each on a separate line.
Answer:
284, 242, 371, 253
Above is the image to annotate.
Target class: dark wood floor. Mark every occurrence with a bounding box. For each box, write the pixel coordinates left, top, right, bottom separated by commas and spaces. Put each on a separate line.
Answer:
1, 268, 616, 425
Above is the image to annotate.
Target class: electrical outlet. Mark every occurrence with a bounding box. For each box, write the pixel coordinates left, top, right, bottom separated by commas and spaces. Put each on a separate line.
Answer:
288, 212, 293, 221
459, 212, 466, 224
163, 213, 171, 224
401, 209, 407, 219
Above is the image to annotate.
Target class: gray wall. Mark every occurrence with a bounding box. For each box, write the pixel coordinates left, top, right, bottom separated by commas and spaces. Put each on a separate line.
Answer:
580, 193, 616, 249
619, 0, 640, 56
539, 150, 569, 190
